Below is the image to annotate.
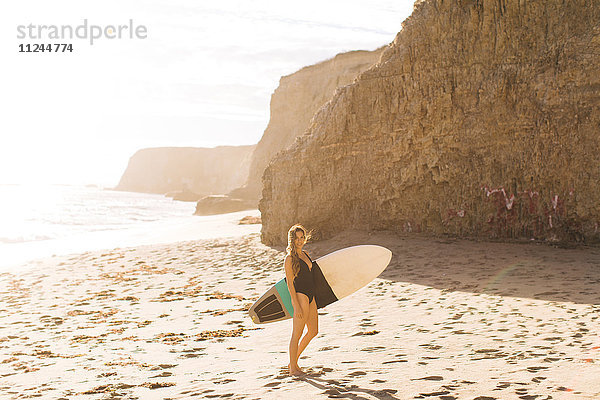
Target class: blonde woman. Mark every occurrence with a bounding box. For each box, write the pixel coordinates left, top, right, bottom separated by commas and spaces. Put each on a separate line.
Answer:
284, 224, 318, 376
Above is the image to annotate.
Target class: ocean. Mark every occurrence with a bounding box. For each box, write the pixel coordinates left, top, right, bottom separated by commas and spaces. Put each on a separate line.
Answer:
0, 185, 260, 270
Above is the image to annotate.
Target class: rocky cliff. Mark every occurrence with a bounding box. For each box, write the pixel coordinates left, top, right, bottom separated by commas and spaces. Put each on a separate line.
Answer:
230, 48, 385, 202
116, 146, 254, 198
260, 0, 600, 245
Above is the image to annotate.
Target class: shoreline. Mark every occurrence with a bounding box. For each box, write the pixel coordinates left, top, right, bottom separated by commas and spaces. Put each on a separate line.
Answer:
1, 231, 599, 399
0, 209, 261, 272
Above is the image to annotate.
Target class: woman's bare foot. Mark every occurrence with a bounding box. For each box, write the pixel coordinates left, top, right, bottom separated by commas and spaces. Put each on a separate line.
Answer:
288, 364, 304, 376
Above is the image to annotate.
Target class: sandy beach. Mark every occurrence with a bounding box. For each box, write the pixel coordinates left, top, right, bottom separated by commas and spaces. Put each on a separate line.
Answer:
1, 229, 599, 399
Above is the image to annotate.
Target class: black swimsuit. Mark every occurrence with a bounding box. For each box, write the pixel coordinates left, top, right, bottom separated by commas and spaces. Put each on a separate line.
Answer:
293, 251, 315, 303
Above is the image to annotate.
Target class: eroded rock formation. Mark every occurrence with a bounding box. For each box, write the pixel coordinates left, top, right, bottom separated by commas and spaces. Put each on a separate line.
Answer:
231, 48, 385, 202
116, 146, 254, 199
260, 0, 600, 245
194, 195, 256, 215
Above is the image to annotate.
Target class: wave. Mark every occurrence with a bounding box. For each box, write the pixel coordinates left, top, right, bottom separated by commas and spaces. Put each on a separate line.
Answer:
0, 185, 196, 248
0, 235, 55, 244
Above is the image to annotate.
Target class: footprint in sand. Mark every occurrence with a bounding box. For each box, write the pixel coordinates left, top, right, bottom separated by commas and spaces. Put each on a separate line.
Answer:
323, 388, 342, 397
361, 346, 386, 352
150, 372, 172, 378
351, 330, 379, 336
414, 390, 451, 398
412, 376, 444, 381
318, 346, 339, 351
526, 366, 549, 373
419, 344, 442, 350
212, 378, 235, 385
347, 371, 366, 377
96, 372, 117, 378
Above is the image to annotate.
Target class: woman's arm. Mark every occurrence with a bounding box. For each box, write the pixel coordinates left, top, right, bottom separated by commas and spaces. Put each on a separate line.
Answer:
284, 255, 302, 319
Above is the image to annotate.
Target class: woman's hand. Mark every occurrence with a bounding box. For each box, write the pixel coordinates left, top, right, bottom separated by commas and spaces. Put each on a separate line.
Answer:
293, 304, 303, 320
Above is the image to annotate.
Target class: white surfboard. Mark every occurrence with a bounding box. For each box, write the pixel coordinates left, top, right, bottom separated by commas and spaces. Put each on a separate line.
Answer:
248, 245, 392, 324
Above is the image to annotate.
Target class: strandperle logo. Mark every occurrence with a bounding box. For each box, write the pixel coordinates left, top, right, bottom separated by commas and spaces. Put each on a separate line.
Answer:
16, 19, 148, 45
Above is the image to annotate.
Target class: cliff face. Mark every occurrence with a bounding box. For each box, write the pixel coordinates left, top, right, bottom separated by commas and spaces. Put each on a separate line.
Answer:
116, 146, 254, 197
231, 49, 385, 201
260, 0, 600, 245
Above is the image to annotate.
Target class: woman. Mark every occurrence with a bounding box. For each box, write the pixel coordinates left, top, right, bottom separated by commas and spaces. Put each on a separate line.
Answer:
284, 224, 318, 376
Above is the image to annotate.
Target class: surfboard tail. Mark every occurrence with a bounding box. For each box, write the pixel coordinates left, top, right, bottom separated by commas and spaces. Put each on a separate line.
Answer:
248, 279, 294, 324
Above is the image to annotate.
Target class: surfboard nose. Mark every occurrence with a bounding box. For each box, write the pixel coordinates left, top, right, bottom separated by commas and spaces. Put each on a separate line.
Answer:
378, 246, 393, 266
315, 244, 393, 300
353, 245, 392, 271
368, 245, 392, 276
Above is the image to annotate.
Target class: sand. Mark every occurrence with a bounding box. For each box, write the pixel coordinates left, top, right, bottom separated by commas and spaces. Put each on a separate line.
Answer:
1, 230, 599, 399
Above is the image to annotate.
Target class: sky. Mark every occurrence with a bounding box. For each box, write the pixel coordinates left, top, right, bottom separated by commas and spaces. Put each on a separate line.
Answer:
1, 0, 415, 186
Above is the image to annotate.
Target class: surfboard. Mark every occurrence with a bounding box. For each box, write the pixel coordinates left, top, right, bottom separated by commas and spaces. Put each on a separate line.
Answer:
248, 245, 392, 324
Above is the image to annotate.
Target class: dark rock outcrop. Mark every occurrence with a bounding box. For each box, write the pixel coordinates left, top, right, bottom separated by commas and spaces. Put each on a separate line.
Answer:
165, 189, 203, 202
239, 215, 261, 225
260, 0, 600, 245
116, 146, 254, 198
194, 195, 255, 216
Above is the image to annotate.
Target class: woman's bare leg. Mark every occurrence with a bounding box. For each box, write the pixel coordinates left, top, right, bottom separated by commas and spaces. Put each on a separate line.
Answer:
297, 299, 318, 359
289, 294, 309, 375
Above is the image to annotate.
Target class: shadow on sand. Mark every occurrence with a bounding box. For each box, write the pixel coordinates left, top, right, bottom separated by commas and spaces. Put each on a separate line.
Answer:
294, 371, 400, 400
269, 229, 600, 305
